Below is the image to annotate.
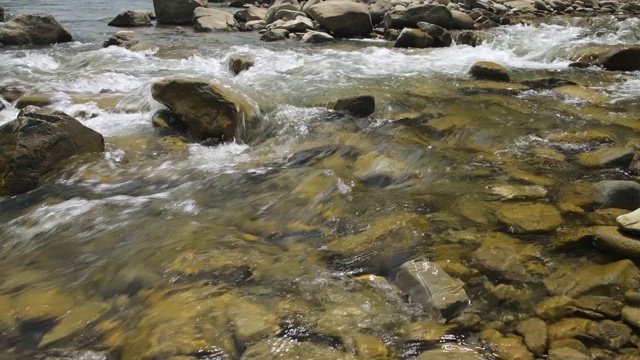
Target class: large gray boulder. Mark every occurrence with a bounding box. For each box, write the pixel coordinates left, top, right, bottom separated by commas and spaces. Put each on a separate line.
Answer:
384, 4, 453, 30
194, 8, 238, 31
108, 10, 153, 27
396, 259, 469, 319
0, 14, 72, 46
307, 1, 373, 37
153, 0, 207, 25
0, 107, 104, 196
151, 78, 259, 141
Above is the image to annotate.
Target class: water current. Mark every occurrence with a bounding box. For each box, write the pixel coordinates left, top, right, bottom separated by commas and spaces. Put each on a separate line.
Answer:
0, 1, 640, 359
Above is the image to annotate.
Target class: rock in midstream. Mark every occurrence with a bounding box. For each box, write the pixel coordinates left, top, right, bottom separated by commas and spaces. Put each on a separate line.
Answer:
151, 77, 259, 142
617, 208, 640, 235
592, 180, 640, 211
329, 95, 375, 117
108, 10, 153, 27
593, 226, 640, 259
469, 61, 510, 82
228, 54, 255, 75
396, 259, 469, 320
0, 106, 105, 196
0, 14, 72, 46
544, 259, 640, 297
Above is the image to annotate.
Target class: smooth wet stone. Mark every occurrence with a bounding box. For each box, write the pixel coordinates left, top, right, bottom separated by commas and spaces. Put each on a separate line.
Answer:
223, 295, 280, 347
622, 307, 640, 330
241, 338, 357, 360
545, 130, 615, 144
548, 338, 589, 355
469, 61, 510, 82
228, 54, 255, 75
151, 78, 258, 141
592, 180, 640, 211
416, 344, 485, 359
396, 259, 469, 319
151, 109, 188, 133
596, 46, 640, 72
39, 302, 109, 347
535, 296, 576, 321
41, 349, 111, 360
544, 260, 640, 297
593, 226, 640, 259
554, 85, 610, 103
102, 31, 139, 49
352, 334, 388, 359
402, 320, 457, 343
625, 291, 640, 305
515, 318, 548, 357
617, 208, 640, 235
0, 107, 105, 196
547, 317, 595, 342
473, 245, 528, 282
384, 4, 453, 30
15, 94, 53, 109
479, 329, 533, 360
587, 208, 628, 226
548, 348, 590, 360
0, 14, 72, 46
577, 147, 635, 168
495, 202, 562, 234
451, 10, 475, 29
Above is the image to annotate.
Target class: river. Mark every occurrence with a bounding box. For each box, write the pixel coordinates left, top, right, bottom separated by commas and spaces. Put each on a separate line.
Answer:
1, 1, 640, 359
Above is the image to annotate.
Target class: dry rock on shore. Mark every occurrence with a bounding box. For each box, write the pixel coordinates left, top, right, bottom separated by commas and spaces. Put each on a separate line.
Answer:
307, 2, 373, 37
0, 107, 104, 196
153, 0, 207, 25
0, 14, 72, 46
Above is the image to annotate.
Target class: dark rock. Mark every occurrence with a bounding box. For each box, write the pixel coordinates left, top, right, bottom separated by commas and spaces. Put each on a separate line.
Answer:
394, 28, 434, 48
577, 147, 635, 168
260, 29, 288, 42
0, 84, 29, 103
454, 30, 483, 46
151, 78, 259, 141
596, 46, 640, 72
451, 10, 475, 29
588, 319, 631, 350
592, 180, 640, 210
0, 7, 4, 23
0, 107, 105, 196
469, 61, 510, 82
153, 0, 207, 24
384, 28, 400, 41
520, 77, 577, 90
417, 21, 452, 47
228, 54, 255, 75
307, 2, 373, 37
108, 10, 153, 27
0, 14, 72, 46
396, 259, 469, 319
151, 109, 188, 133
330, 95, 375, 117
384, 5, 453, 30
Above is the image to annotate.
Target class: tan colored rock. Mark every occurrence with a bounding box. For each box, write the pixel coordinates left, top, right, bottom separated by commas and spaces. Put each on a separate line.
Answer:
515, 317, 547, 356
0, 14, 72, 46
495, 202, 562, 234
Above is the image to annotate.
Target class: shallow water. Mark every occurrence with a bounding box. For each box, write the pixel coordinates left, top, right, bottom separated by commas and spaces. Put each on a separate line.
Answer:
1, 1, 640, 359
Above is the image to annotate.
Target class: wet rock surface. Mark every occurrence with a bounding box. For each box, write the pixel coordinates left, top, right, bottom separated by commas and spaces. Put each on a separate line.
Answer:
0, 14, 72, 46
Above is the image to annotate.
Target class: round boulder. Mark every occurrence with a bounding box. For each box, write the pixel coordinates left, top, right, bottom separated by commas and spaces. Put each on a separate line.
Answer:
0, 14, 72, 46
307, 2, 373, 37
394, 28, 434, 48
150, 78, 259, 141
469, 61, 510, 82
596, 46, 640, 72
0, 106, 105, 196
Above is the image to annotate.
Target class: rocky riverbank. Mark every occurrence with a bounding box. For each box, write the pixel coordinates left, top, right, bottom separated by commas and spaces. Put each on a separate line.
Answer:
1, 0, 640, 359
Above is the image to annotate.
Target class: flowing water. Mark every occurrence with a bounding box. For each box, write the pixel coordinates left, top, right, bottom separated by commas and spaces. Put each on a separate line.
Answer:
1, 1, 640, 359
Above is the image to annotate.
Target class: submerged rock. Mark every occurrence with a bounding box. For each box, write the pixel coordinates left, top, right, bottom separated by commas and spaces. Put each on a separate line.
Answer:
469, 61, 510, 82
153, 0, 207, 24
515, 317, 548, 357
307, 2, 373, 37
593, 226, 640, 259
544, 260, 640, 297
108, 10, 153, 27
394, 28, 434, 48
228, 54, 255, 75
592, 180, 640, 211
416, 345, 485, 359
480, 329, 533, 360
241, 338, 357, 360
0, 14, 72, 46
473, 245, 528, 282
151, 78, 258, 141
102, 31, 139, 49
0, 106, 104, 196
396, 259, 469, 319
151, 109, 188, 133
495, 202, 562, 234
622, 307, 640, 330
260, 29, 288, 42
576, 147, 635, 168
15, 94, 53, 109
329, 95, 375, 117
